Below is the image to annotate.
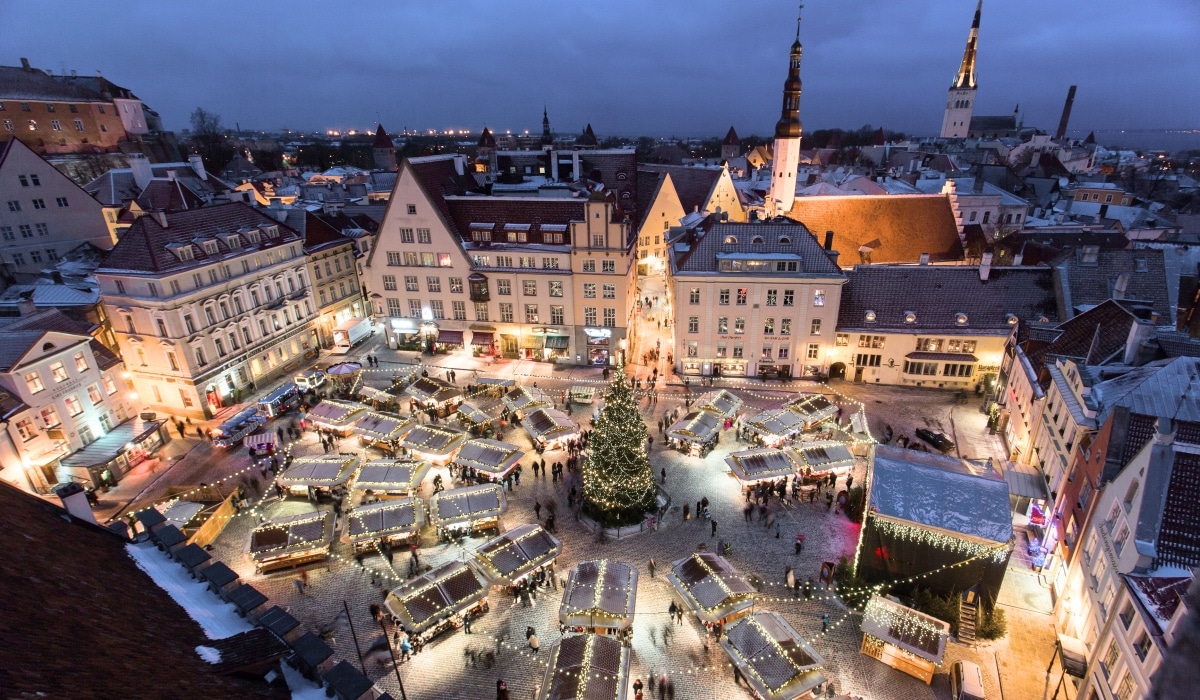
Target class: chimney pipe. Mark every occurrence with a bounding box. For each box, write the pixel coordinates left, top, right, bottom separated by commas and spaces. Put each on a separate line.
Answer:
1112, 272, 1130, 300
188, 153, 207, 181
919, 253, 930, 265
16, 291, 37, 317
54, 482, 98, 526
824, 230, 834, 251
979, 252, 993, 281
128, 153, 153, 191
1123, 319, 1155, 365
20, 57, 31, 71
1055, 85, 1077, 140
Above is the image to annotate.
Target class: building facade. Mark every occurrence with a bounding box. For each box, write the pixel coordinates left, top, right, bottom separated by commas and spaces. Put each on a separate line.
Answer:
0, 60, 132, 155
670, 221, 845, 380
0, 137, 116, 275
300, 211, 365, 349
95, 203, 318, 419
366, 155, 637, 365
0, 313, 133, 494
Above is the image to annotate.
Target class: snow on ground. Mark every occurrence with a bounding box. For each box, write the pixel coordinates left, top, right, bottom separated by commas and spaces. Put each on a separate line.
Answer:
280, 660, 327, 700
126, 541, 254, 639
195, 645, 222, 663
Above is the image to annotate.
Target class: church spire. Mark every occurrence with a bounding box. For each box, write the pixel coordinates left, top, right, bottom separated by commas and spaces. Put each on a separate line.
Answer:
953, 0, 982, 89
774, 7, 803, 140
541, 105, 553, 146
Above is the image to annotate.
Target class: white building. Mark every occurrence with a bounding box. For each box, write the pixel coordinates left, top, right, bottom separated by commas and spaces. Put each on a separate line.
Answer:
95, 202, 318, 418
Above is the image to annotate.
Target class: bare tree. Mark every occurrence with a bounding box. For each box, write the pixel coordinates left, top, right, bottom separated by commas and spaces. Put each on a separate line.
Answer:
188, 107, 234, 174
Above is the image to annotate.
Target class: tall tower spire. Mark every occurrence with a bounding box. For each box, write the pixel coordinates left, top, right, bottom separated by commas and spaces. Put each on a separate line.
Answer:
540, 105, 553, 147
940, 0, 981, 139
768, 6, 804, 217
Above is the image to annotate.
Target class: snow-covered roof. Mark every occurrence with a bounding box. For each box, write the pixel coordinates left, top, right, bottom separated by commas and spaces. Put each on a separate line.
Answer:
869, 446, 1012, 543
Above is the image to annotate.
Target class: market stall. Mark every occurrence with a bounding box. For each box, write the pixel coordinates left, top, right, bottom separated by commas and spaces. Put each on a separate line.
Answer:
350, 410, 415, 451
693, 389, 743, 419
476, 377, 515, 398
456, 400, 493, 429
721, 611, 827, 700
277, 455, 360, 497
473, 523, 563, 587
537, 634, 630, 700
501, 385, 553, 417
384, 560, 490, 644
521, 407, 579, 449
667, 551, 756, 625
559, 560, 638, 636
784, 393, 839, 429
453, 438, 523, 483
793, 441, 855, 479
399, 425, 468, 465
725, 447, 801, 487
305, 399, 369, 437
859, 595, 950, 684
744, 407, 807, 446
357, 384, 400, 411
351, 459, 429, 498
248, 510, 334, 573
429, 483, 507, 538
344, 497, 424, 552
404, 376, 462, 416
568, 385, 596, 404
666, 410, 723, 457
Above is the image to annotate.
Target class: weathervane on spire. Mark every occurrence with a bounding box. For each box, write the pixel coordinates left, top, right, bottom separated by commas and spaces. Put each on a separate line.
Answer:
797, 2, 804, 38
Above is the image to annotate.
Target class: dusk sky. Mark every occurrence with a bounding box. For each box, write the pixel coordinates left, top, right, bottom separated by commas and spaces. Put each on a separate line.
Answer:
2, 0, 1197, 139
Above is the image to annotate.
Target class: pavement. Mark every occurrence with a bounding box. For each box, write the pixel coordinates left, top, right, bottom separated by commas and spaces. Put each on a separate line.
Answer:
116, 272, 1059, 699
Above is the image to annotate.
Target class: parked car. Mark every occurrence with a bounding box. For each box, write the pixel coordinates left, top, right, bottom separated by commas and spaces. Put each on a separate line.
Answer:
915, 427, 955, 453
949, 660, 986, 700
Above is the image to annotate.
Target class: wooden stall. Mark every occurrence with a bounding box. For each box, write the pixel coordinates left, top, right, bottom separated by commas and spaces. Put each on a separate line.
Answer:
721, 611, 827, 700
744, 407, 808, 447
537, 634, 630, 700
429, 483, 507, 539
277, 455, 360, 497
352, 459, 429, 499
344, 497, 424, 553
248, 510, 334, 573
725, 447, 801, 487
473, 523, 563, 587
404, 376, 462, 416
305, 399, 369, 437
399, 425, 467, 465
859, 595, 950, 684
501, 385, 553, 418
693, 389, 743, 419
559, 560, 638, 636
792, 441, 855, 479
784, 393, 839, 429
667, 551, 756, 625
521, 407, 579, 449
453, 438, 523, 483
350, 410, 414, 452
384, 560, 490, 644
666, 410, 723, 457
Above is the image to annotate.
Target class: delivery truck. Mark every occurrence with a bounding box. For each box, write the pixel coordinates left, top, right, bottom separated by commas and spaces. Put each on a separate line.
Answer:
331, 317, 373, 354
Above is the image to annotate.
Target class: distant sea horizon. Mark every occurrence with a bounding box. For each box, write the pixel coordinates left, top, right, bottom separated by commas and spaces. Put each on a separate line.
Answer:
1064, 129, 1200, 153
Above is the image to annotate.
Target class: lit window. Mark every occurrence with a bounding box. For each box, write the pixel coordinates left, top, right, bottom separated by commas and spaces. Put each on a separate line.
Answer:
49, 361, 68, 382
25, 371, 44, 394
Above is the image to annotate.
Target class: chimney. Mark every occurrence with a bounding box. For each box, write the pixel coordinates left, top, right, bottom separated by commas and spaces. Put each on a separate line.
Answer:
1113, 272, 1131, 300
1153, 415, 1177, 446
919, 253, 930, 265
16, 291, 37, 317
1013, 251, 1024, 266
1123, 319, 1156, 365
823, 230, 834, 251
1055, 85, 1077, 140
979, 252, 993, 281
187, 153, 207, 181
128, 153, 153, 191
20, 57, 31, 71
54, 482, 98, 526
150, 211, 168, 228
1099, 204, 1109, 220
452, 154, 466, 176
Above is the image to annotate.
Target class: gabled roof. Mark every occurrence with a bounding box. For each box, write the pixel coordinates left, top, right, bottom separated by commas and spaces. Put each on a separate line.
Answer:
84, 163, 232, 207
1022, 299, 1144, 381
302, 210, 354, 252
837, 265, 1058, 333
786, 195, 963, 266
641, 165, 721, 215
405, 156, 478, 238
575, 123, 599, 147
0, 64, 112, 102
723, 126, 740, 146
0, 481, 281, 697
135, 177, 204, 212
1052, 247, 1173, 321
674, 221, 843, 277
98, 202, 302, 274
372, 123, 392, 149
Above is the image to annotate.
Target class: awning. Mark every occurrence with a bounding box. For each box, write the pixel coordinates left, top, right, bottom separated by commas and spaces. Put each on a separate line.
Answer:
544, 335, 569, 349
1057, 634, 1089, 678
471, 332, 494, 346
60, 419, 163, 470
437, 330, 464, 344
244, 433, 276, 449
521, 335, 544, 349
1004, 461, 1051, 501
904, 351, 979, 362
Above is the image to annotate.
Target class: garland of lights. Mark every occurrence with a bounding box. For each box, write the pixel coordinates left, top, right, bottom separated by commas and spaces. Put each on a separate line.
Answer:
870, 515, 1011, 563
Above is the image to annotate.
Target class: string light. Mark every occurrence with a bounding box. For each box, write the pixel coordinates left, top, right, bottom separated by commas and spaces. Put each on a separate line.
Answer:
869, 515, 1012, 563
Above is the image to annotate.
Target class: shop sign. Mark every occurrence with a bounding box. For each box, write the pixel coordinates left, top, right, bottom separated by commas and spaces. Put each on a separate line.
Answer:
583, 328, 611, 338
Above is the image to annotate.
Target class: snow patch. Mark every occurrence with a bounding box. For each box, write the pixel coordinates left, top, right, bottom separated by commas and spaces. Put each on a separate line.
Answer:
126, 541, 254, 639
280, 659, 328, 700
195, 645, 222, 664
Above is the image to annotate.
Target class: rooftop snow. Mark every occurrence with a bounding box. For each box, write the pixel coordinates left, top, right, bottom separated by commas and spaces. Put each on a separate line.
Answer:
127, 542, 254, 639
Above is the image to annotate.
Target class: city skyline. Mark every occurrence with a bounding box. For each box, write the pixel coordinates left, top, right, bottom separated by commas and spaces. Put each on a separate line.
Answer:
2, 0, 1197, 138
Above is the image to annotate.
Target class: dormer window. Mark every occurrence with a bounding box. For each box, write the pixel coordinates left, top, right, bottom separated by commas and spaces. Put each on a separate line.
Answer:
778, 236, 791, 244
262, 225, 279, 239
955, 312, 968, 326
864, 310, 877, 323
198, 240, 219, 255
904, 311, 917, 324
226, 234, 241, 249
751, 236, 764, 244
246, 230, 261, 244
724, 236, 738, 244
1006, 314, 1019, 326
166, 242, 194, 261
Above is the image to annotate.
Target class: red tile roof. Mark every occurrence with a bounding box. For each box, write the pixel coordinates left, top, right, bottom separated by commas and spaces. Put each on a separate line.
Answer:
407, 156, 478, 237
446, 197, 584, 246
98, 202, 302, 274
135, 178, 204, 212
0, 481, 282, 697
786, 195, 964, 265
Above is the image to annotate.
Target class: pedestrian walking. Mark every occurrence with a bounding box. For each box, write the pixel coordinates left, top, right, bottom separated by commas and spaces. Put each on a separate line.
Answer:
661, 467, 666, 484
786, 566, 795, 591
711, 519, 718, 537
534, 501, 542, 520
822, 613, 830, 633
529, 633, 539, 653
846, 474, 854, 491
648, 558, 656, 578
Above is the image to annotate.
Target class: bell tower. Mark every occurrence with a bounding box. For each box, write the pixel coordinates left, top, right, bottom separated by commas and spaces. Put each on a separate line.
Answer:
768, 12, 804, 217
940, 0, 982, 139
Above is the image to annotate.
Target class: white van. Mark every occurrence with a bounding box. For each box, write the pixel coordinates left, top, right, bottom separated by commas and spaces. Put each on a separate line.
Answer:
295, 369, 326, 390
949, 660, 986, 700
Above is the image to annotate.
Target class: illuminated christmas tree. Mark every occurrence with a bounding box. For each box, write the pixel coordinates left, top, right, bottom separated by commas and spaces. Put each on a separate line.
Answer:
582, 371, 658, 525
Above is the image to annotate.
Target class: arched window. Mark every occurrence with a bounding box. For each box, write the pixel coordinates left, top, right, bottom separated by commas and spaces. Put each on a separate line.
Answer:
751, 236, 764, 244
778, 236, 791, 244
724, 236, 738, 244
42, 342, 55, 351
